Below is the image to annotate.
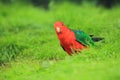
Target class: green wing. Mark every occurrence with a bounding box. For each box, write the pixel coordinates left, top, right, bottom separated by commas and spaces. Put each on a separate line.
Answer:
73, 30, 95, 46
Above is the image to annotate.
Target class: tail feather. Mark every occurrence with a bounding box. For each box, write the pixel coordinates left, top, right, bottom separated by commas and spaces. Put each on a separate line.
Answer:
89, 34, 94, 37
92, 37, 104, 42
89, 34, 104, 42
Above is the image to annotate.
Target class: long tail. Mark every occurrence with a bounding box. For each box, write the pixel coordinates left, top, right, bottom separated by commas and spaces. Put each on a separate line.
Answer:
92, 37, 104, 42
90, 35, 104, 42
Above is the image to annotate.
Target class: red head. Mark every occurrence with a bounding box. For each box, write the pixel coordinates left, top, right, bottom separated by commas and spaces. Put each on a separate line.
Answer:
54, 21, 68, 35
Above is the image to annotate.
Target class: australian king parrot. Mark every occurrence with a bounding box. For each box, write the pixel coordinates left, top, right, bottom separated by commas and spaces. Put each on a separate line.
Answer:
54, 21, 103, 55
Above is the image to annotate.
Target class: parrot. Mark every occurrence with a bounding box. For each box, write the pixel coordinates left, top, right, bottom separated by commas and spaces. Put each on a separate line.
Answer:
54, 21, 104, 55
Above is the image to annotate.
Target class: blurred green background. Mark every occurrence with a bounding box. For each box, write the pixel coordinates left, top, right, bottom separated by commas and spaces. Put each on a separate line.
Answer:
0, 0, 120, 80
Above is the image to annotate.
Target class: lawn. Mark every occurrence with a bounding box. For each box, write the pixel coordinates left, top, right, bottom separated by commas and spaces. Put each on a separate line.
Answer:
0, 1, 120, 80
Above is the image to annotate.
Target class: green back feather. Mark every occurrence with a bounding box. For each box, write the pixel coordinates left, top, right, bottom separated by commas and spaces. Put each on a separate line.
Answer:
73, 30, 95, 46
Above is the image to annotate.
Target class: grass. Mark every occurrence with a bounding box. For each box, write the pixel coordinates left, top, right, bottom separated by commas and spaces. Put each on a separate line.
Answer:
0, 2, 120, 80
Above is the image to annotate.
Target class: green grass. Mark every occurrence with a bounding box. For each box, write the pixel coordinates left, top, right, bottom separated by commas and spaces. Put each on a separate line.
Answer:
0, 2, 120, 80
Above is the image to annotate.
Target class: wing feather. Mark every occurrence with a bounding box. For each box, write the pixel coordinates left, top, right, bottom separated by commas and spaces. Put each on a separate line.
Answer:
73, 30, 95, 46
